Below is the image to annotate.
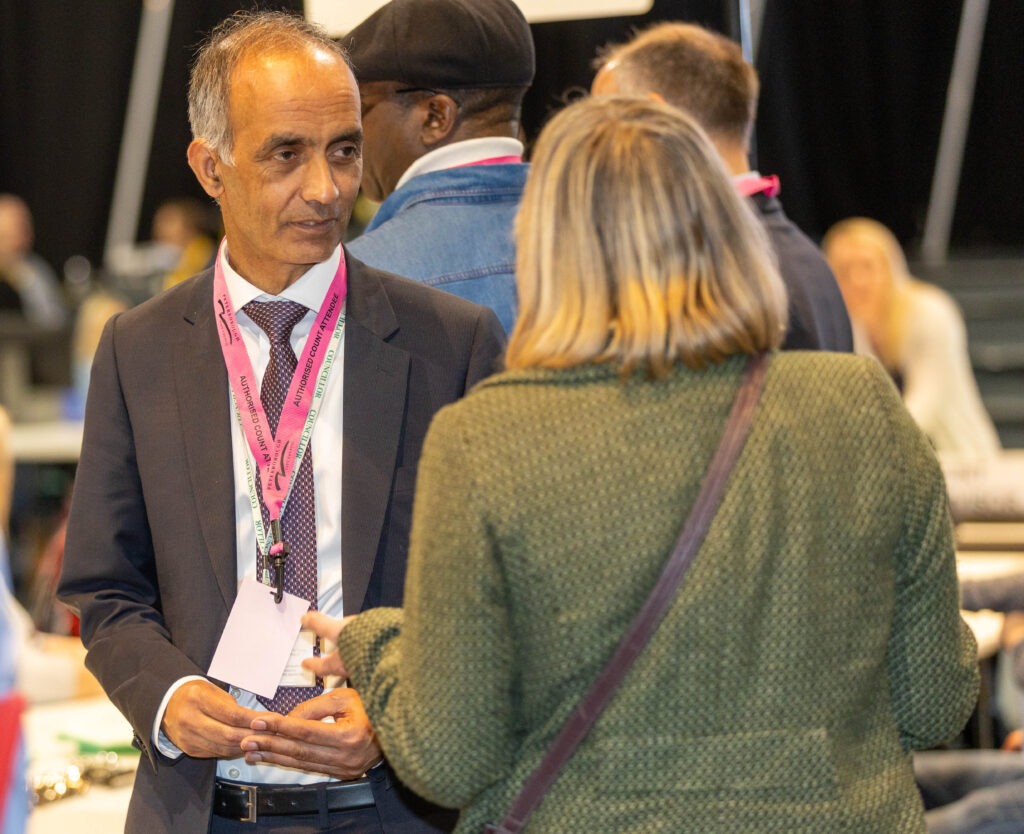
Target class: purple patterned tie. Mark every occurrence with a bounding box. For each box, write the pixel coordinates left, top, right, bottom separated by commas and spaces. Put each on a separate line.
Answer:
243, 300, 323, 713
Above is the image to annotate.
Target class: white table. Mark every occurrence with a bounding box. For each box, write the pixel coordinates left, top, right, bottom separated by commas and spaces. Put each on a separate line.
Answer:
9, 420, 83, 464
944, 449, 1024, 522
24, 696, 134, 834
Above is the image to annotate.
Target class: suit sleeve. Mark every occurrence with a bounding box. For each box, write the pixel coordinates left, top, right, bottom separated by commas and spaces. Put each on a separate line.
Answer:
340, 403, 515, 808
57, 315, 206, 762
877, 363, 980, 750
464, 305, 506, 389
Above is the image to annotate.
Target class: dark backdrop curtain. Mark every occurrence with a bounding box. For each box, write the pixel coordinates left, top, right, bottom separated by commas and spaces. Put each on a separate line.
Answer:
0, 1, 141, 274
0, 0, 302, 276
757, 0, 1024, 251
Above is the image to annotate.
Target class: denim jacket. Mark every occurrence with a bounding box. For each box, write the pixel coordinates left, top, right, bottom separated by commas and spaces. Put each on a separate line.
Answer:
347, 163, 528, 333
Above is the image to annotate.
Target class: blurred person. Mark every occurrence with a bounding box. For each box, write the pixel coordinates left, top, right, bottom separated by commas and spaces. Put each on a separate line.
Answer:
57, 10, 502, 834
914, 575, 1024, 834
823, 217, 1000, 466
0, 406, 26, 834
592, 21, 852, 353
0, 552, 27, 834
154, 196, 218, 291
341, 0, 535, 333
0, 406, 11, 547
67, 284, 129, 416
3, 543, 103, 704
243, 97, 979, 833
105, 197, 218, 300
0, 194, 67, 328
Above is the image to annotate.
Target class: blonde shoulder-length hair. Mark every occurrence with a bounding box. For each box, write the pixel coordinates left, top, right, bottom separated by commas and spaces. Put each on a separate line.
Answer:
821, 216, 911, 371
506, 95, 786, 377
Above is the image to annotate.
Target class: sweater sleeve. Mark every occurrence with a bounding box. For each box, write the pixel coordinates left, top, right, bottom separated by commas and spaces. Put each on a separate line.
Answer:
339, 403, 516, 808
877, 361, 980, 750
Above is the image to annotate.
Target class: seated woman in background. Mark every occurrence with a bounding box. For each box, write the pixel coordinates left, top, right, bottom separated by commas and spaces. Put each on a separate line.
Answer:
822, 217, 1000, 466
243, 97, 979, 833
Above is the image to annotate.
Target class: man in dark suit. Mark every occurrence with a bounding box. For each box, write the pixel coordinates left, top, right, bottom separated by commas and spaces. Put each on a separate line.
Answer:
57, 11, 503, 833
592, 21, 854, 352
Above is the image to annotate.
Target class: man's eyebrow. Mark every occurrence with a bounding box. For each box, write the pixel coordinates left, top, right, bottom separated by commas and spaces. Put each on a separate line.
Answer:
331, 128, 363, 146
257, 133, 308, 156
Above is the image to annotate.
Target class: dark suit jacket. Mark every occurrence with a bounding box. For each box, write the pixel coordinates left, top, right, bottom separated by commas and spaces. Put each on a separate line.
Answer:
57, 253, 505, 832
752, 192, 854, 352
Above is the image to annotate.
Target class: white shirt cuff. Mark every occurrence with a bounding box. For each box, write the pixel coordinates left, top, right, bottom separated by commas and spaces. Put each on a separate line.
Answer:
152, 675, 208, 759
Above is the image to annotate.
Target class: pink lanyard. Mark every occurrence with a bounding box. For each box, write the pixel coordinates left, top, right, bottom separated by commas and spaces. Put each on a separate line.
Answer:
734, 174, 781, 198
213, 242, 347, 533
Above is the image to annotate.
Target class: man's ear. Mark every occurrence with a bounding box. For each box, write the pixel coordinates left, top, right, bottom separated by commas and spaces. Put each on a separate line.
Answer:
187, 139, 225, 199
419, 94, 459, 147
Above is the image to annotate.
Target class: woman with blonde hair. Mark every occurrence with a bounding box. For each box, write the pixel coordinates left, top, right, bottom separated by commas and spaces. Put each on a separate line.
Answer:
823, 216, 1000, 465
244, 97, 978, 832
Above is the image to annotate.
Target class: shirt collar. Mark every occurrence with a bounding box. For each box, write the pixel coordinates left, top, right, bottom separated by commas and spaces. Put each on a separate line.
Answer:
395, 137, 524, 191
220, 243, 342, 314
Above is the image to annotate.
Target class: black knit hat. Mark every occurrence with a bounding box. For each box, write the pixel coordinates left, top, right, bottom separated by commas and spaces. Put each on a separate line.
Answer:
341, 0, 535, 89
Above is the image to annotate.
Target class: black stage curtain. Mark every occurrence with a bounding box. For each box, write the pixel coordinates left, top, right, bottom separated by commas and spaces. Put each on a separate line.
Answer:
757, 0, 1024, 250
2, 0, 1020, 279
0, 0, 302, 275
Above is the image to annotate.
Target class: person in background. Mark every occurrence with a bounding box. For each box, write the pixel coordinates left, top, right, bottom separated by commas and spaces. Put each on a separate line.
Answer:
0, 194, 67, 328
914, 572, 1024, 833
57, 10, 503, 833
823, 216, 1000, 466
1, 409, 30, 833
243, 96, 978, 833
0, 550, 27, 834
153, 197, 218, 291
341, 0, 535, 333
591, 21, 852, 353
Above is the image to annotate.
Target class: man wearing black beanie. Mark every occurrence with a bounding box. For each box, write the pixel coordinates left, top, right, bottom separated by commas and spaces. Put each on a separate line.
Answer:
343, 0, 535, 334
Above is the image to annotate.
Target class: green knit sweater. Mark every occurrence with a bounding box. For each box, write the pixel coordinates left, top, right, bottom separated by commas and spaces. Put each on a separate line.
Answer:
340, 352, 979, 833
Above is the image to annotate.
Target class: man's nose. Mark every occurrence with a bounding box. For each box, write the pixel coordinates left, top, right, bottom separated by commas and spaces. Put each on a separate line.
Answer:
302, 156, 340, 205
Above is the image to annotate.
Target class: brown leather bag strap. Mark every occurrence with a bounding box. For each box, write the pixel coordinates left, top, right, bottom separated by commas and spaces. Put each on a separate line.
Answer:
486, 352, 770, 834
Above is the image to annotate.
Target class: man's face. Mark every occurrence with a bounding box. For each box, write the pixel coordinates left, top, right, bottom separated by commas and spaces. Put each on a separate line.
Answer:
212, 46, 362, 290
357, 81, 433, 204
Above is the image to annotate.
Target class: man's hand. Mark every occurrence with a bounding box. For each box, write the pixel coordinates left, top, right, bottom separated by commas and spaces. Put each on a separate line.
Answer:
1001, 612, 1024, 651
1001, 728, 1023, 752
162, 679, 263, 758
240, 688, 383, 779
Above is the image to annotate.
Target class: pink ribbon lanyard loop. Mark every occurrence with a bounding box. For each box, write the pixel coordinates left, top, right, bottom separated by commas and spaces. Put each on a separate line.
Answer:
734, 174, 781, 198
214, 239, 348, 522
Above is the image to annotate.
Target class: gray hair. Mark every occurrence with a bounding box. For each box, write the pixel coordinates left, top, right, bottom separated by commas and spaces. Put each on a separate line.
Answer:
188, 10, 351, 164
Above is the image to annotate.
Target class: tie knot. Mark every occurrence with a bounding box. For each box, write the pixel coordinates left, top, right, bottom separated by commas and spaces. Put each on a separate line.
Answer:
243, 300, 308, 344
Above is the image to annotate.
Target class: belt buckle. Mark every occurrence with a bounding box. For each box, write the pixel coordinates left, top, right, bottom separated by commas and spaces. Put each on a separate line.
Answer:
240, 783, 258, 823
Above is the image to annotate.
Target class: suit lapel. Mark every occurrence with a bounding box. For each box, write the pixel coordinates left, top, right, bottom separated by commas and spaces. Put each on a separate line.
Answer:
342, 256, 409, 613
175, 272, 238, 609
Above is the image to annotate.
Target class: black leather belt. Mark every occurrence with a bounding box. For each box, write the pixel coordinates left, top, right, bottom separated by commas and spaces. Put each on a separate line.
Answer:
213, 778, 375, 822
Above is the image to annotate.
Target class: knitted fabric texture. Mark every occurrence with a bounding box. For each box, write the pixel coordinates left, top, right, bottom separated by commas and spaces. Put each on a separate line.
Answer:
339, 351, 979, 833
